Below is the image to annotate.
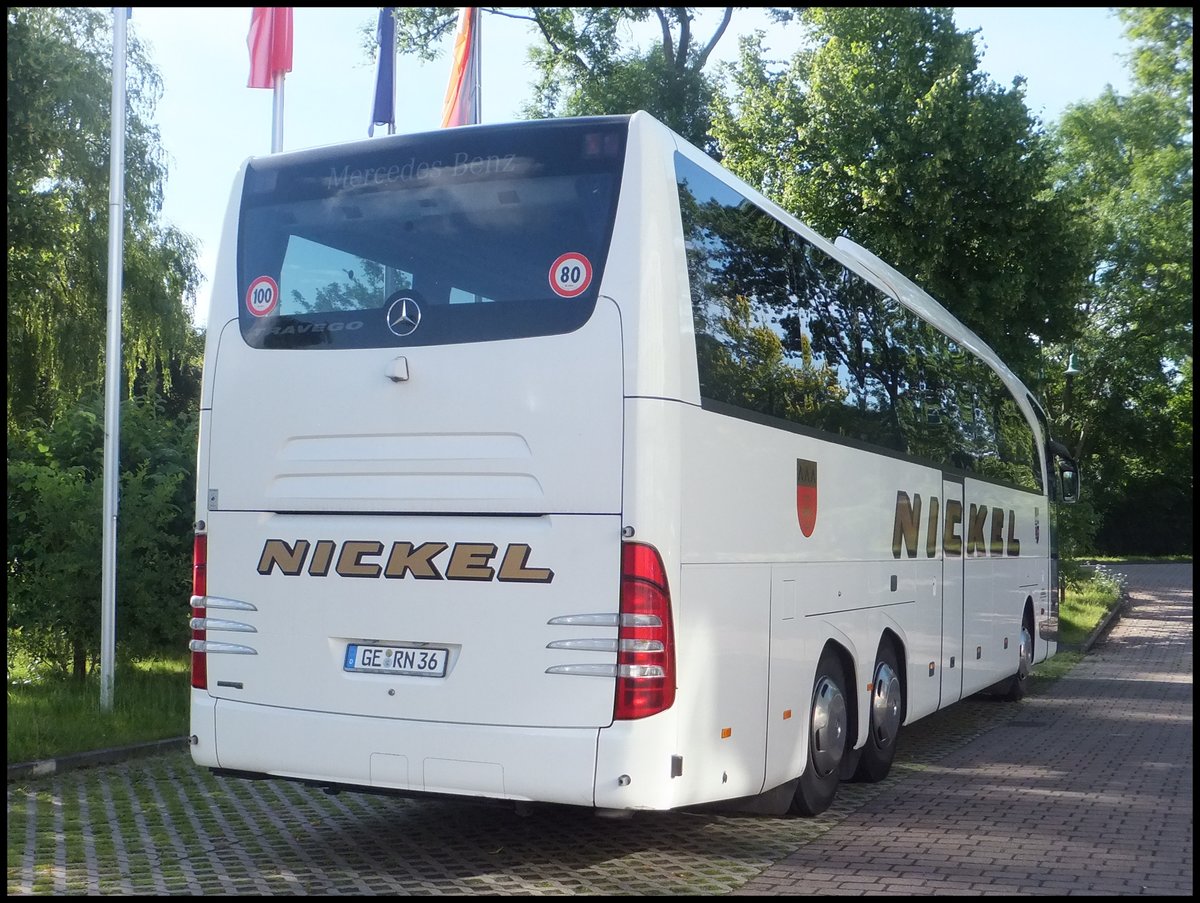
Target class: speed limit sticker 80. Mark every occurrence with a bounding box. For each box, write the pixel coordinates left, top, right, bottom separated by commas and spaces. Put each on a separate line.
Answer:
548, 252, 593, 298
245, 275, 279, 317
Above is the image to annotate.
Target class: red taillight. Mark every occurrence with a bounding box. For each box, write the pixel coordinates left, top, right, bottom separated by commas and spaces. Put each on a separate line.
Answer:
191, 533, 207, 690
614, 542, 676, 720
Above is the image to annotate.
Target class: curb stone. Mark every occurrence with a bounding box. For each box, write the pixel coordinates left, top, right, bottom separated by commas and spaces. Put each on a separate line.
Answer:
7, 736, 187, 783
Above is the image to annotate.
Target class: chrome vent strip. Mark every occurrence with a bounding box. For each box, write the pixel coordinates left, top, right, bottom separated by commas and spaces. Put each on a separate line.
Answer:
189, 640, 257, 655
546, 663, 665, 678
190, 617, 257, 633
546, 638, 618, 652
547, 613, 618, 627
191, 595, 258, 612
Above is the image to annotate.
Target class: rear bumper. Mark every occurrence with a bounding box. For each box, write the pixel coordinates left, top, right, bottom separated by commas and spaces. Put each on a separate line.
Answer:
191, 692, 600, 807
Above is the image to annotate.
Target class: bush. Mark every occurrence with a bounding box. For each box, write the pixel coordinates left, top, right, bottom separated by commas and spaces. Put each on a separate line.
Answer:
7, 394, 196, 679
1054, 495, 1101, 585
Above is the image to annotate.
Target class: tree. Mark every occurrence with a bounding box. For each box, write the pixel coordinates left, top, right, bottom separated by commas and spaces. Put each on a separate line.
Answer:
7, 7, 201, 429
1044, 8, 1192, 554
709, 7, 1091, 380
7, 7, 205, 674
380, 7, 743, 147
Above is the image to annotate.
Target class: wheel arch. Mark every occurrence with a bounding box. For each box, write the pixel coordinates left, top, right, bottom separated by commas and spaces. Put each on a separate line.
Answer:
1023, 593, 1044, 664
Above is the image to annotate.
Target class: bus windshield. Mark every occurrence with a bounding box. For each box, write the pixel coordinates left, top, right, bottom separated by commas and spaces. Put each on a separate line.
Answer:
236, 117, 627, 350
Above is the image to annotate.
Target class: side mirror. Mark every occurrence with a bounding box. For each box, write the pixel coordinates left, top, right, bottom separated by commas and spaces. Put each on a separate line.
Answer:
1058, 462, 1080, 504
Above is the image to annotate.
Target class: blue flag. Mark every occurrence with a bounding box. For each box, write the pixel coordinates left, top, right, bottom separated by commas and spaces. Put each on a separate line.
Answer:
369, 8, 395, 136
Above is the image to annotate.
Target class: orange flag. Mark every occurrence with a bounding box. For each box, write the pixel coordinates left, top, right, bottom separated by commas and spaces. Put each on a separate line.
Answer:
441, 8, 480, 127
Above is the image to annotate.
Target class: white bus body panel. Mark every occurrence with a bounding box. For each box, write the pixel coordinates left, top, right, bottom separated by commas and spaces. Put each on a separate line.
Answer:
678, 405, 941, 791
200, 510, 622, 726
192, 691, 601, 805
204, 300, 624, 516
197, 267, 630, 790
607, 111, 699, 404
194, 111, 1055, 811
193, 120, 701, 806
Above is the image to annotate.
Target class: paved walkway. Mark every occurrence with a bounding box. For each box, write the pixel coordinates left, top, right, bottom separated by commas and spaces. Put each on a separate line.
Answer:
7, 564, 1191, 895
735, 563, 1194, 895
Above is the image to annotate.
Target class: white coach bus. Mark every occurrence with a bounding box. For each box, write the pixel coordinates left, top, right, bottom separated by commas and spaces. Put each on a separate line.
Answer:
189, 111, 1079, 817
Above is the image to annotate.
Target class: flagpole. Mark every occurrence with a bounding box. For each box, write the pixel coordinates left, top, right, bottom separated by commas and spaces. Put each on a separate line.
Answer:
388, 12, 396, 135
272, 71, 285, 152
471, 6, 481, 124
101, 5, 130, 712
248, 8, 292, 151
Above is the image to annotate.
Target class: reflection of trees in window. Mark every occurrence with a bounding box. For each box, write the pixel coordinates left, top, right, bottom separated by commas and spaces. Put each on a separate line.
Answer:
979, 381, 1042, 491
695, 294, 846, 422
790, 251, 918, 453
892, 314, 962, 462
681, 163, 873, 443
676, 153, 1041, 493
679, 183, 793, 347
290, 258, 391, 313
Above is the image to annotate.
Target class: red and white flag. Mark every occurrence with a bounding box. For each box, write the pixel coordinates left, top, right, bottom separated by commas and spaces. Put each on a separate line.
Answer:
247, 7, 293, 89
441, 7, 480, 127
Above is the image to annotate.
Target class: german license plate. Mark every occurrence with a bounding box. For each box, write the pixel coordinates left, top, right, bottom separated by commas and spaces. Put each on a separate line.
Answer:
344, 643, 448, 677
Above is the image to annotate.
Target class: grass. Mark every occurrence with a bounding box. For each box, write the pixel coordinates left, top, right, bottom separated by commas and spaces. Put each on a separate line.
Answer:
3, 558, 1155, 765
7, 655, 189, 765
1084, 554, 1191, 564
1057, 566, 1125, 647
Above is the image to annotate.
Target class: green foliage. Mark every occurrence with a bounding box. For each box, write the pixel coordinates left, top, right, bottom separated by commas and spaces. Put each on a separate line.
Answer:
1044, 8, 1193, 555
386, 6, 459, 60
522, 7, 732, 148
1053, 496, 1102, 585
6, 7, 204, 681
383, 7, 746, 148
545, 43, 717, 149
710, 7, 1091, 379
7, 396, 197, 679
6, 7, 201, 429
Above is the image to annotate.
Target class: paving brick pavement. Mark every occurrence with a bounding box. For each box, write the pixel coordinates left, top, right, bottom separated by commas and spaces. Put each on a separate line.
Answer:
7, 564, 1191, 895
732, 563, 1194, 896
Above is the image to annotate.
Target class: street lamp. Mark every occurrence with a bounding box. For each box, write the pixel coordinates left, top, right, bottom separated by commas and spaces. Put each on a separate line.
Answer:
1064, 352, 1080, 415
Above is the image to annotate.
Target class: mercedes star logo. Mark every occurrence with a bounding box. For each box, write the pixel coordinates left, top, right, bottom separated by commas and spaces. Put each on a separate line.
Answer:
386, 296, 422, 337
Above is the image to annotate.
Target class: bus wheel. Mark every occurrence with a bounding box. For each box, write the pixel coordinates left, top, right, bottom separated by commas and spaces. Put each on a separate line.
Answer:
791, 648, 848, 816
1001, 612, 1035, 701
853, 641, 903, 783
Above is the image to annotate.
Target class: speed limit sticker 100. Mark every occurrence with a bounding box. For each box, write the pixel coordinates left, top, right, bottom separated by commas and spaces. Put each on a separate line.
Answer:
548, 252, 593, 298
246, 275, 279, 317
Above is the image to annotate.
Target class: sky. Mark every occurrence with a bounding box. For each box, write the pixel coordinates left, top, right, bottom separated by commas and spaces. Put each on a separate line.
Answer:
121, 7, 1135, 325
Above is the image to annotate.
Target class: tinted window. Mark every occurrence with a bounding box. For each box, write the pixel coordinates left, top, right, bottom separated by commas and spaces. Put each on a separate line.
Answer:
237, 118, 627, 349
676, 152, 1042, 492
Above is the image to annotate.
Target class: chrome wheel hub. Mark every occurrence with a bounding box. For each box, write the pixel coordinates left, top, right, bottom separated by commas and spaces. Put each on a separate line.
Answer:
871, 661, 902, 746
811, 675, 848, 776
1017, 624, 1033, 681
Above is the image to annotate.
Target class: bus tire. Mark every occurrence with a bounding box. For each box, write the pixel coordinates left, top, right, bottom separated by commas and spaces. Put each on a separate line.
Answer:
1000, 610, 1035, 701
791, 648, 848, 816
852, 640, 903, 783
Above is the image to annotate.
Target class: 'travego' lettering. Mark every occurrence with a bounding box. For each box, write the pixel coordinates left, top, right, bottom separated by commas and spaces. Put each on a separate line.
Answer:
257, 539, 554, 583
